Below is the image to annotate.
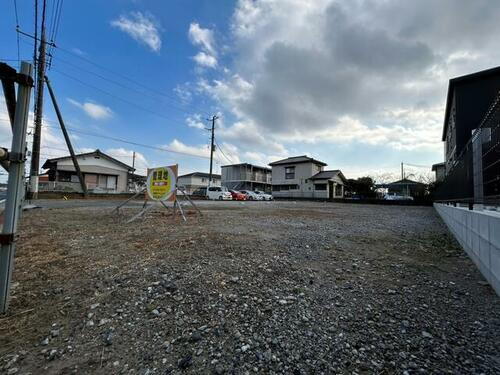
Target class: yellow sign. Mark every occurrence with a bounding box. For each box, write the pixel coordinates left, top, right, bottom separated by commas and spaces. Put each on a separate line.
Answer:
146, 166, 177, 201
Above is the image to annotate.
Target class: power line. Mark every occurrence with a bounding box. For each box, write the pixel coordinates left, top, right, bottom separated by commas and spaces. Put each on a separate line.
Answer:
37, 123, 212, 160
18, 33, 213, 119
13, 0, 20, 65
214, 138, 235, 164
52, 56, 204, 116
51, 68, 189, 124
53, 44, 210, 116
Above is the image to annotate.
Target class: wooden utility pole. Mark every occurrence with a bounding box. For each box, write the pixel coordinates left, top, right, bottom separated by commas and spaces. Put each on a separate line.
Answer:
208, 115, 218, 187
30, 1, 48, 198
132, 151, 136, 170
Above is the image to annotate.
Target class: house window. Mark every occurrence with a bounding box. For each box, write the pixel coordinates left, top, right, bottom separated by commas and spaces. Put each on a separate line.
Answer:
315, 184, 327, 191
285, 166, 295, 179
201, 178, 206, 182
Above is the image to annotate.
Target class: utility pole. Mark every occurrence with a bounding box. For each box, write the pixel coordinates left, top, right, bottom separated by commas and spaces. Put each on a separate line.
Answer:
207, 115, 218, 187
29, 1, 47, 199
132, 151, 136, 170
401, 162, 404, 180
0, 61, 34, 313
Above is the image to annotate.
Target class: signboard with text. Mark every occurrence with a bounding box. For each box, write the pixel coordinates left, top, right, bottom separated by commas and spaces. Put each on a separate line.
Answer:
146, 165, 177, 201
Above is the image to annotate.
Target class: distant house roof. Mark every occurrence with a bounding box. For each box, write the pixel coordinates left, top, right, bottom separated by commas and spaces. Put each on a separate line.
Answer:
386, 178, 426, 186
431, 162, 445, 171
178, 172, 221, 179
221, 163, 271, 171
42, 149, 134, 171
268, 155, 327, 167
442, 65, 500, 141
309, 170, 347, 184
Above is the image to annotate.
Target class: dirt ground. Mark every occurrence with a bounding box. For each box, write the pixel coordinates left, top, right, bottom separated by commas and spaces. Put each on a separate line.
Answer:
1, 201, 499, 374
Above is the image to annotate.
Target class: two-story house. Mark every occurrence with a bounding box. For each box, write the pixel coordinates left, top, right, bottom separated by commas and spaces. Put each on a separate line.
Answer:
269, 155, 346, 199
221, 163, 272, 192
441, 66, 500, 174
177, 172, 221, 194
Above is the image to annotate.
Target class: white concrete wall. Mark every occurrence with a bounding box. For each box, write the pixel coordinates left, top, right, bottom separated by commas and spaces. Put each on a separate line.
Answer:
434, 203, 500, 295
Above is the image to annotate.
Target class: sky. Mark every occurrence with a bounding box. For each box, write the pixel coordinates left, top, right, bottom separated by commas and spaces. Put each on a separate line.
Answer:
1, 0, 500, 182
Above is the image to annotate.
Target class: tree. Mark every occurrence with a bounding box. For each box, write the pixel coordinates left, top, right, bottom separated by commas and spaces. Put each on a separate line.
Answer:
347, 177, 376, 198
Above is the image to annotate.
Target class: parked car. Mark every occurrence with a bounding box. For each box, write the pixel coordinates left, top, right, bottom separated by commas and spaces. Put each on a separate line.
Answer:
383, 194, 414, 201
254, 190, 273, 200
240, 190, 262, 200
192, 187, 207, 197
229, 189, 247, 201
207, 186, 232, 200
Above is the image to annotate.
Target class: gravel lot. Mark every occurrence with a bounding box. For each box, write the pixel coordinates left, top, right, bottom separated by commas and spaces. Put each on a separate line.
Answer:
1, 201, 499, 374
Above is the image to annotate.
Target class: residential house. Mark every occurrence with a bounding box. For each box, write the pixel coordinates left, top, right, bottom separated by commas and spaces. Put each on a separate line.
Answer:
221, 163, 272, 192
386, 178, 427, 198
269, 155, 346, 199
431, 162, 446, 182
41, 149, 136, 193
442, 66, 500, 174
177, 172, 221, 194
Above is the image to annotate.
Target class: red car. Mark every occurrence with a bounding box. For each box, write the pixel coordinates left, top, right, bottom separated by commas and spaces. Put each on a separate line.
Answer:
229, 189, 247, 201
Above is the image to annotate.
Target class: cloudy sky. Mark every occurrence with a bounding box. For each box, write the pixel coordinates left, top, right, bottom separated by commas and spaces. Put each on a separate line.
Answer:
1, 0, 500, 180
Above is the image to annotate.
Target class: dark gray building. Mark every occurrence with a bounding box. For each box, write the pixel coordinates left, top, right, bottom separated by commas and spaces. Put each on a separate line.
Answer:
442, 66, 500, 174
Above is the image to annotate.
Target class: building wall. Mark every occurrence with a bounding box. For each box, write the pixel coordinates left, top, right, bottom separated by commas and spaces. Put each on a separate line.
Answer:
56, 163, 130, 193
435, 166, 446, 182
177, 175, 220, 194
271, 162, 322, 186
221, 165, 272, 192
434, 203, 500, 296
270, 162, 348, 199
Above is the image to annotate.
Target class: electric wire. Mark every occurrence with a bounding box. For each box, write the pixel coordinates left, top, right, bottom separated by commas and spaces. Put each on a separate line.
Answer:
17, 34, 212, 118
52, 56, 203, 115
13, 0, 20, 65
53, 44, 210, 116
214, 138, 236, 164
33, 122, 212, 160
51, 68, 188, 124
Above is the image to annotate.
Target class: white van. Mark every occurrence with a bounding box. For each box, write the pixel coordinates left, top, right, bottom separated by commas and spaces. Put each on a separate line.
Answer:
207, 186, 233, 200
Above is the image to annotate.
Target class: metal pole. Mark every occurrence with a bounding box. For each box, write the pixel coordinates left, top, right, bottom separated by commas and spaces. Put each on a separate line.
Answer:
0, 62, 33, 313
45, 76, 88, 196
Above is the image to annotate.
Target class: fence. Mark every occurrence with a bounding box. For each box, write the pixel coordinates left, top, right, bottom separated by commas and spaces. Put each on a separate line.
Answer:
435, 91, 500, 206
39, 181, 118, 194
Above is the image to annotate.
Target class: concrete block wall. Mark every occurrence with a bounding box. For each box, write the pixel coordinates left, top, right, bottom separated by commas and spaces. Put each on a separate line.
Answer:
434, 203, 500, 295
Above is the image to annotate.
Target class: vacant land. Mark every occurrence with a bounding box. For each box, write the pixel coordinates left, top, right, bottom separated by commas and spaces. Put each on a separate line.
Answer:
1, 201, 499, 374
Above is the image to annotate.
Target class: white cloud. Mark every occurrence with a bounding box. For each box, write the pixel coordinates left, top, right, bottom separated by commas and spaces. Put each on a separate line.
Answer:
67, 98, 113, 120
71, 48, 86, 56
186, 114, 206, 130
105, 147, 149, 174
188, 23, 217, 68
189, 23, 216, 55
193, 52, 218, 68
165, 139, 242, 165
193, 0, 500, 167
111, 12, 162, 52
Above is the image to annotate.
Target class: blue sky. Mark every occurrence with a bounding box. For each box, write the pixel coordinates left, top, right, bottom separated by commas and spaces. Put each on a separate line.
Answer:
1, 0, 500, 182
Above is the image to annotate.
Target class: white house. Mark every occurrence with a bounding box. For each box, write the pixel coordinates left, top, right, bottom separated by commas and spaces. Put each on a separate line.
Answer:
269, 155, 347, 199
40, 149, 136, 193
177, 172, 221, 194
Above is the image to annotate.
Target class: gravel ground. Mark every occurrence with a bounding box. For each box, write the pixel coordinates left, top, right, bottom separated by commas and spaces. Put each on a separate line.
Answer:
1, 201, 499, 374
